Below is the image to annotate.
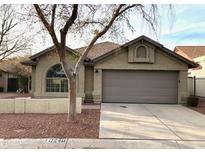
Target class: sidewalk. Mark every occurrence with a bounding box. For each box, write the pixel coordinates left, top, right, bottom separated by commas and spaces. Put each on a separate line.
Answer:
1, 138, 205, 149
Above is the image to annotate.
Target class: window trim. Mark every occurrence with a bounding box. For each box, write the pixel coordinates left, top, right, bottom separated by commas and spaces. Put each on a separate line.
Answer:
134, 45, 150, 62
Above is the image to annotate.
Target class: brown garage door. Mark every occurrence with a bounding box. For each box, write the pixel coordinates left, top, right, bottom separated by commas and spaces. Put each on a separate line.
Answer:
102, 70, 178, 104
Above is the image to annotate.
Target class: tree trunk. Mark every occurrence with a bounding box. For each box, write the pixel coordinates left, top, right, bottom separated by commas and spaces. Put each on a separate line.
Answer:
68, 77, 77, 121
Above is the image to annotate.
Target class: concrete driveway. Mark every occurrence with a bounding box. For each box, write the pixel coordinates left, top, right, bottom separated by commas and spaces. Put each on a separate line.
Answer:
100, 103, 205, 141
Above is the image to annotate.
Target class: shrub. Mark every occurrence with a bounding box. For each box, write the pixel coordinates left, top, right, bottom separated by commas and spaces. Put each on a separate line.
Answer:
187, 96, 199, 107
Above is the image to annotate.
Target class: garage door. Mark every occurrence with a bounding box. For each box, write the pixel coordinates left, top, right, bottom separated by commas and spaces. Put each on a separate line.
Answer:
102, 70, 178, 104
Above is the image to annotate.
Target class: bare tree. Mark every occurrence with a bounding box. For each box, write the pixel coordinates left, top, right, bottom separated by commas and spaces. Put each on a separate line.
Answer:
0, 5, 30, 60
32, 4, 161, 121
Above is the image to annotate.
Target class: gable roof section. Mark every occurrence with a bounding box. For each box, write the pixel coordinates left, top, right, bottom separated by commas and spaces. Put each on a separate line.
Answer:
92, 35, 198, 68
174, 46, 205, 60
30, 42, 119, 61
30, 46, 76, 60
22, 35, 198, 68
22, 45, 78, 66
76, 41, 120, 60
22, 42, 120, 66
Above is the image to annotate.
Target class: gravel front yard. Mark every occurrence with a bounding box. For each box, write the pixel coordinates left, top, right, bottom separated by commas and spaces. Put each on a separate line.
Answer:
188, 98, 205, 115
189, 102, 205, 115
0, 109, 100, 139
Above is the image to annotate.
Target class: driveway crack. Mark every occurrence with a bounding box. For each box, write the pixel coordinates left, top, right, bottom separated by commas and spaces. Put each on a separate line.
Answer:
175, 140, 182, 149
142, 104, 183, 141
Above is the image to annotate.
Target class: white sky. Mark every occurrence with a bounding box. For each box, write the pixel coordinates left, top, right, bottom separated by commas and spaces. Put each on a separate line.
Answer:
29, 4, 205, 55
2, 2, 205, 55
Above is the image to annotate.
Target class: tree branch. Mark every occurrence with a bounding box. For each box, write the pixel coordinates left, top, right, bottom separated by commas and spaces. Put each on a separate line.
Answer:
59, 4, 78, 59
61, 4, 78, 35
74, 4, 137, 74
51, 4, 57, 29
81, 21, 105, 28
33, 4, 60, 50
33, 4, 75, 78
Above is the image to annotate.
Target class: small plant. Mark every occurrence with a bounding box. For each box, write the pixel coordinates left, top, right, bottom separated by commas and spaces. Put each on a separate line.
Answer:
16, 88, 24, 94
187, 96, 199, 107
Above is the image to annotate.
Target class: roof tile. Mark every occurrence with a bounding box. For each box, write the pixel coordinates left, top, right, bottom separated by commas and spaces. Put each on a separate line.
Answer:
175, 46, 205, 60
75, 41, 120, 60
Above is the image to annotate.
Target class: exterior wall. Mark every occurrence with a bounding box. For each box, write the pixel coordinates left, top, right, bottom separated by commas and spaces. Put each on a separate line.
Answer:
178, 71, 188, 103
77, 63, 85, 99
195, 78, 205, 97
92, 46, 189, 104
0, 97, 82, 114
188, 56, 205, 97
0, 72, 4, 91
84, 66, 94, 103
189, 56, 205, 77
188, 77, 194, 96
31, 66, 36, 97
0, 72, 8, 92
188, 77, 205, 97
3, 73, 8, 92
32, 51, 84, 98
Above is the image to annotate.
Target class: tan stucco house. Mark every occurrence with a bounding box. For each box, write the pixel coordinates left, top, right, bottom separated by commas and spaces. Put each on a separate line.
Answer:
22, 35, 198, 104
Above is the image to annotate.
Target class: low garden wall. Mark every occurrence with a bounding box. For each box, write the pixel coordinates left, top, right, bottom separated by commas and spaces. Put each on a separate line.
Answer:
0, 98, 82, 114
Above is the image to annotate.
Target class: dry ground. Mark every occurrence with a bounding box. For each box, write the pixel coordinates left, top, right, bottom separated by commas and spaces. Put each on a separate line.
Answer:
0, 109, 100, 139
188, 98, 205, 115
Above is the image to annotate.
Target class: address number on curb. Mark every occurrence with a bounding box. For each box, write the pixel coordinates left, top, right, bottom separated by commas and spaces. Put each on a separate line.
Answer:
46, 139, 66, 143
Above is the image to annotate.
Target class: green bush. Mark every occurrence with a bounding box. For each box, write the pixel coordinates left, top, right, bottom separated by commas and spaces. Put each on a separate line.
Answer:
187, 96, 199, 107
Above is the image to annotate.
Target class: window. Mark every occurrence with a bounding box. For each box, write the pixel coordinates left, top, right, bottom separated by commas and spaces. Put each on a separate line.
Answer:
136, 46, 147, 58
46, 64, 68, 92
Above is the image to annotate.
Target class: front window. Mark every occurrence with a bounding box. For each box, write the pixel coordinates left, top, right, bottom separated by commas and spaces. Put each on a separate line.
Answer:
46, 64, 68, 92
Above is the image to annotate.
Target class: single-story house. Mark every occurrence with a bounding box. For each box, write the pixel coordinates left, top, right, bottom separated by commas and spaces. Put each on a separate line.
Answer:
0, 58, 31, 92
174, 46, 205, 78
22, 35, 198, 104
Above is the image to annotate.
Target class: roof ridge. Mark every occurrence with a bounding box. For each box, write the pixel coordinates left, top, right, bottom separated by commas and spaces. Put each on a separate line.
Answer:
74, 41, 120, 50
176, 45, 205, 47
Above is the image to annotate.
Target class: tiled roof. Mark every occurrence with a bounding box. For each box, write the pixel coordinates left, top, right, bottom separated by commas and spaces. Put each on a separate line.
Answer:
175, 46, 205, 60
0, 62, 17, 73
75, 41, 120, 60
0, 57, 31, 76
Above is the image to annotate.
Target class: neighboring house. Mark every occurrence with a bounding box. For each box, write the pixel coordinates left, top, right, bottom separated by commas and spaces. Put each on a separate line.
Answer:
0, 57, 31, 92
174, 46, 205, 77
22, 35, 197, 104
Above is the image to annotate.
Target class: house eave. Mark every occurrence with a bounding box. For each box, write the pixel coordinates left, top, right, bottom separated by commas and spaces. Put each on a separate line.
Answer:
21, 60, 37, 66
29, 46, 78, 60
92, 35, 199, 69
